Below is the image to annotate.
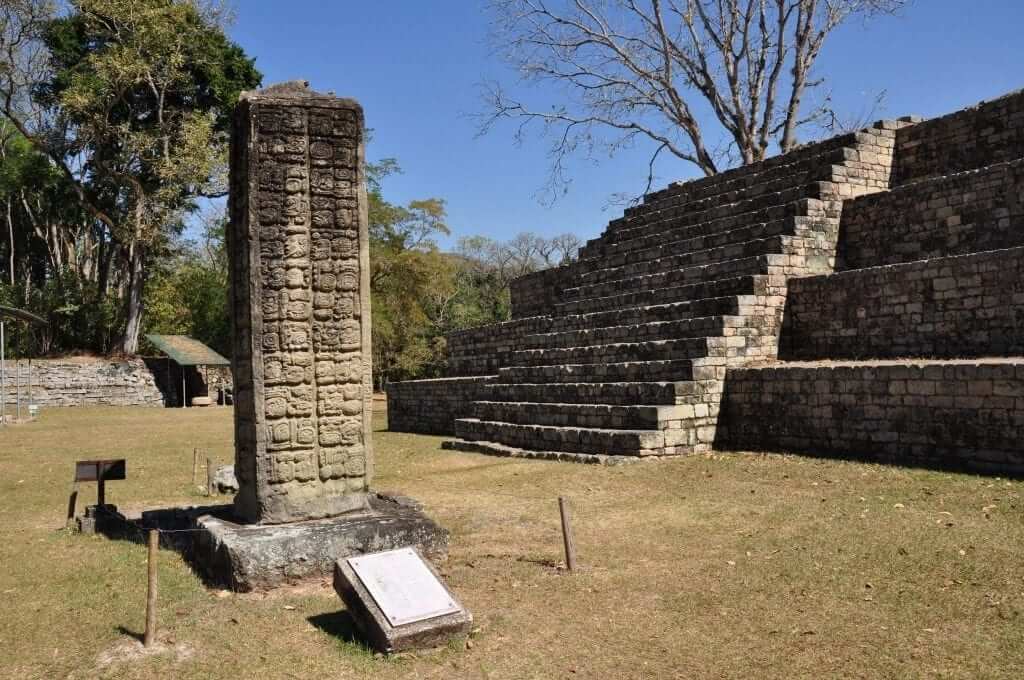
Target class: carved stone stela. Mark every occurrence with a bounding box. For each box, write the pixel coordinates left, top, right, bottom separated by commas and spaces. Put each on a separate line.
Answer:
229, 82, 372, 524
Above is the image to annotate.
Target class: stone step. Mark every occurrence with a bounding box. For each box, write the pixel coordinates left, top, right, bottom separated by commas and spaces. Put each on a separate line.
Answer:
640, 152, 839, 213
498, 359, 703, 384
509, 337, 715, 367
615, 132, 864, 223
554, 295, 744, 331
555, 274, 767, 317
442, 438, 644, 465
564, 253, 782, 303
480, 381, 696, 406
584, 214, 824, 270
454, 418, 668, 456
609, 190, 821, 247
578, 235, 799, 288
523, 315, 730, 349
583, 176, 827, 258
601, 193, 832, 261
470, 400, 693, 429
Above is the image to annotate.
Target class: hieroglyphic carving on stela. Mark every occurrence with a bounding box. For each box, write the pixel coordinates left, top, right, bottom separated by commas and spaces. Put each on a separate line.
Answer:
229, 82, 373, 524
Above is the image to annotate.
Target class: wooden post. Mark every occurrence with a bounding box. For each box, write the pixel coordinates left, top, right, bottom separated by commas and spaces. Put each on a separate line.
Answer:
192, 448, 199, 487
144, 529, 158, 647
559, 496, 577, 572
206, 457, 214, 496
98, 477, 106, 507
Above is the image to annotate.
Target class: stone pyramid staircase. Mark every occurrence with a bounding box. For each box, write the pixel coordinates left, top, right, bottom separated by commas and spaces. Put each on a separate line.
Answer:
444, 124, 902, 462
388, 87, 1024, 472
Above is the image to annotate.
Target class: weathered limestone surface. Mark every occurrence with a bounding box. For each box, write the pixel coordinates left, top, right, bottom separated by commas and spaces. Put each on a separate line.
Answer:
228, 82, 373, 524
388, 87, 1024, 473
191, 493, 449, 591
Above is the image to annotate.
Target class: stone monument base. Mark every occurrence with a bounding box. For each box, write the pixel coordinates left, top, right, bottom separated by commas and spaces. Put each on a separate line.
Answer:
191, 493, 448, 591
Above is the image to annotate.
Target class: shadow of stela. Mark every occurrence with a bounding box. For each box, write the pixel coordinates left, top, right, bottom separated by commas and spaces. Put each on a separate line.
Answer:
93, 502, 238, 589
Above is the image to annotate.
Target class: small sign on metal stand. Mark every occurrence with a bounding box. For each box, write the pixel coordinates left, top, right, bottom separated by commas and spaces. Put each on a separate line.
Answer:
334, 547, 472, 653
68, 459, 126, 533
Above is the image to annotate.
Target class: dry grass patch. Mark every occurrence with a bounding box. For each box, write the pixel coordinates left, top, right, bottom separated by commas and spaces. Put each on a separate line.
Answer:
0, 406, 1022, 678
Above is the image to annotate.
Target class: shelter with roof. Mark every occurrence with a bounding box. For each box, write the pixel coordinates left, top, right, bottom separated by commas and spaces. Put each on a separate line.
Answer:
145, 335, 231, 407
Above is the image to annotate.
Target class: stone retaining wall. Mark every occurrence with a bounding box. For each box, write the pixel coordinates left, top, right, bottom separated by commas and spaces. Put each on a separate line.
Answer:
716, 360, 1024, 475
839, 158, 1024, 269
893, 89, 1024, 186
780, 247, 1024, 360
0, 357, 234, 409
0, 357, 174, 408
385, 376, 494, 435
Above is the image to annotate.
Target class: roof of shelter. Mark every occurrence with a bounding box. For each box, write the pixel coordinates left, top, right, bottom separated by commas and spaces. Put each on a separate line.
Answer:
145, 335, 230, 366
0, 305, 47, 325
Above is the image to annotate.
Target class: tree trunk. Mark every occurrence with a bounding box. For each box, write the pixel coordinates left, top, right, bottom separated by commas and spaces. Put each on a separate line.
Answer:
116, 241, 145, 355
5, 199, 14, 286
97, 233, 113, 298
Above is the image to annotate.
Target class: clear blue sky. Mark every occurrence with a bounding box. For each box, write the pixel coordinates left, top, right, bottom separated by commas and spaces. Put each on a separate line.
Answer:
227, 1, 1024, 249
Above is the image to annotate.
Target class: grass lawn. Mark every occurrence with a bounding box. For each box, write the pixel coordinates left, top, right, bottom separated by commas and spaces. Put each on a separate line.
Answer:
1, 406, 1023, 679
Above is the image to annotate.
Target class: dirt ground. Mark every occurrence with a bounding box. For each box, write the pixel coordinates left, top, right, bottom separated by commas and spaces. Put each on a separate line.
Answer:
1, 406, 1022, 679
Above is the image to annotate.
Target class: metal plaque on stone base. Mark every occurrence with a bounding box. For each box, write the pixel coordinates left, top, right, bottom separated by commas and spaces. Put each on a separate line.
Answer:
348, 547, 461, 626
334, 547, 472, 653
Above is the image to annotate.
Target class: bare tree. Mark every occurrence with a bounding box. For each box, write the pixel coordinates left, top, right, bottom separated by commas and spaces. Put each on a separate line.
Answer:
550, 231, 582, 263
481, 0, 906, 195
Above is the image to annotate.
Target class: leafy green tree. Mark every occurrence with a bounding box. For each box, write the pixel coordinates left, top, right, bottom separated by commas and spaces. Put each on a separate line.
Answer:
366, 159, 456, 387
143, 209, 230, 356
1, 0, 260, 353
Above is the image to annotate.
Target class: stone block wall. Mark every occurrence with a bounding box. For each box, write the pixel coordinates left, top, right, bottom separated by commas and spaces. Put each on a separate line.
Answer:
780, 246, 1024, 360
0, 357, 175, 408
839, 158, 1024, 269
509, 264, 581, 320
447, 316, 553, 375
893, 89, 1024, 186
385, 376, 493, 435
717, 361, 1024, 475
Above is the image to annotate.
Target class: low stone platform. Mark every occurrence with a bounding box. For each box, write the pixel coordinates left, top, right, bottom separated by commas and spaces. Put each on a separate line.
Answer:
442, 438, 645, 465
716, 358, 1024, 475
190, 493, 449, 591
